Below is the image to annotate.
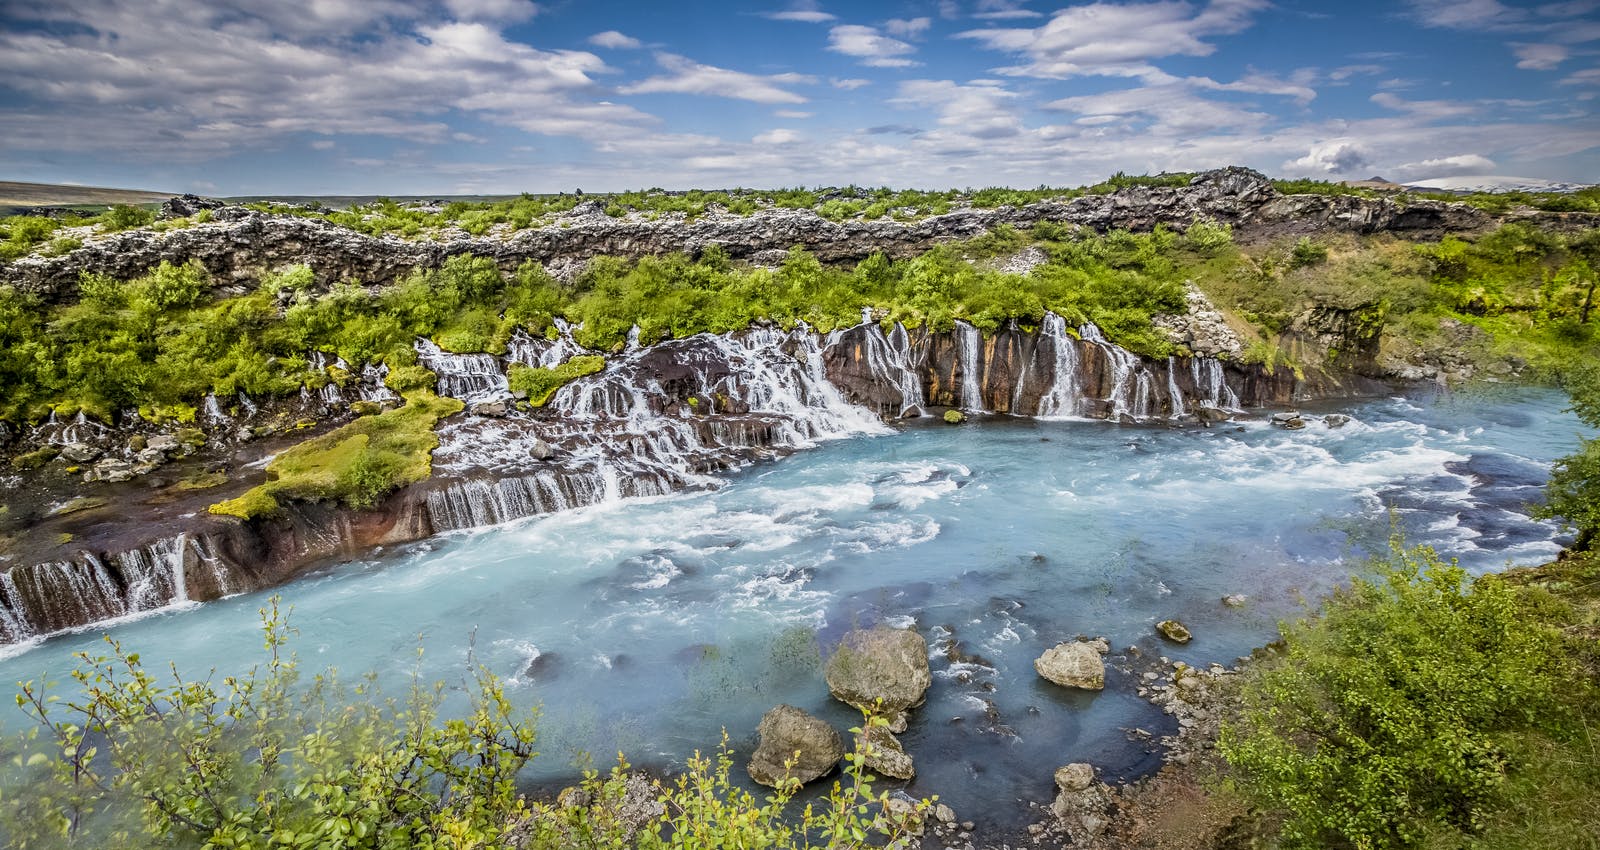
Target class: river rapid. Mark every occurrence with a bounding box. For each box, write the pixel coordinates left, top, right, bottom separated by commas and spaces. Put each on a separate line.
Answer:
0, 386, 1583, 831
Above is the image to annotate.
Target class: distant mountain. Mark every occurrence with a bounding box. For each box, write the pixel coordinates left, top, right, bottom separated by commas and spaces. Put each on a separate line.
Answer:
1404, 175, 1593, 194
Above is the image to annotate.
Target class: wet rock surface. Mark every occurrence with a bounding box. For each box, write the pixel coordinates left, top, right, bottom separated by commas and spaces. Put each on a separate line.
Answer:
1034, 639, 1108, 690
825, 626, 933, 714
747, 704, 845, 788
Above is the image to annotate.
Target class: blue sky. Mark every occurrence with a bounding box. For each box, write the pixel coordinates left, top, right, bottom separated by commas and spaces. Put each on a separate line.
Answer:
0, 0, 1596, 194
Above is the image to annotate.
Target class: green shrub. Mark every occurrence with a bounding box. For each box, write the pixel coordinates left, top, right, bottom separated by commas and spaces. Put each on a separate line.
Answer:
0, 216, 59, 259
101, 204, 156, 232
4, 597, 539, 848
1537, 366, 1600, 550
508, 355, 605, 406
1219, 539, 1593, 848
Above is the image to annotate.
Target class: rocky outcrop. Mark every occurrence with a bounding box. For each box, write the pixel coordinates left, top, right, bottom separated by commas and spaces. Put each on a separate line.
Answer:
747, 704, 845, 788
1156, 619, 1193, 644
5, 167, 1557, 302
1035, 639, 1109, 690
824, 627, 933, 716
855, 723, 916, 780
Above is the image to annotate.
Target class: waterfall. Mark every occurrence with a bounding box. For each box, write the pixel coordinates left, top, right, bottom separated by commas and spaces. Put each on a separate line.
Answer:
415, 338, 511, 403
1036, 312, 1083, 418
358, 363, 398, 402
955, 321, 985, 412
1191, 358, 1240, 410
1166, 358, 1187, 417
1080, 323, 1146, 420
202, 393, 230, 424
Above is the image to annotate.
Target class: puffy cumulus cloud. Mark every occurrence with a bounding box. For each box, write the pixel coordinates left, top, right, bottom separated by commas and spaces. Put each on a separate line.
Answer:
958, 0, 1269, 79
1513, 42, 1569, 69
1284, 139, 1373, 175
0, 0, 649, 159
894, 79, 1024, 138
828, 25, 920, 67
764, 1, 835, 23
619, 54, 814, 104
1394, 153, 1498, 178
588, 30, 643, 49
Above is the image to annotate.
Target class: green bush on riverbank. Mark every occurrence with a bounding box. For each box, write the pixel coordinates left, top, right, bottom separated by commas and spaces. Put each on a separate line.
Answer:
1219, 539, 1600, 849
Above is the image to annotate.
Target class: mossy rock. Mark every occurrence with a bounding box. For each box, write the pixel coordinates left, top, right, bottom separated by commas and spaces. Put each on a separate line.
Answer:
11, 446, 59, 470
349, 400, 382, 417
943, 409, 966, 424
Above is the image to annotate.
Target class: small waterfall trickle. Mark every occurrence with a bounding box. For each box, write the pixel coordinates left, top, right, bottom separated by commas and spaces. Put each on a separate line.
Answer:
1036, 312, 1082, 418
1080, 323, 1147, 420
1166, 358, 1187, 417
201, 393, 230, 425
415, 338, 511, 403
1191, 358, 1241, 410
955, 321, 985, 412
854, 321, 925, 417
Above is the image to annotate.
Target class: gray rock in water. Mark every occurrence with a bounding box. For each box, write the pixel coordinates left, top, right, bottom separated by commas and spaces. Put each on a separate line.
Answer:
528, 438, 554, 461
825, 627, 933, 715
856, 723, 915, 780
1271, 411, 1307, 429
1157, 619, 1193, 644
747, 705, 844, 788
1054, 762, 1095, 793
1196, 405, 1231, 423
1222, 593, 1248, 608
470, 400, 509, 417
1323, 413, 1351, 428
146, 434, 181, 453
84, 459, 134, 483
1034, 641, 1106, 690
60, 442, 101, 464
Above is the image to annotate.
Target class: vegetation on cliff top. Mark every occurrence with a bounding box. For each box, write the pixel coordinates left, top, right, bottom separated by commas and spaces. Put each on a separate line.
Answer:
507, 355, 605, 407
0, 598, 931, 849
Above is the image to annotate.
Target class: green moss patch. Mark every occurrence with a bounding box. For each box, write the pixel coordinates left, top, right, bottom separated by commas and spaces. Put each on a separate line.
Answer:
209, 392, 462, 520
507, 355, 605, 407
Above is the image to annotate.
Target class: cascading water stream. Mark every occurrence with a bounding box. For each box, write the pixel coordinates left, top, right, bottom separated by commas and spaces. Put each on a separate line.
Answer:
1036, 312, 1083, 418
955, 321, 985, 412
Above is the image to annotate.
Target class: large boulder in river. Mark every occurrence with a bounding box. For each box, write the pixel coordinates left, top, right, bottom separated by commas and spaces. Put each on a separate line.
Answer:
825, 627, 932, 715
747, 705, 845, 788
1034, 640, 1107, 690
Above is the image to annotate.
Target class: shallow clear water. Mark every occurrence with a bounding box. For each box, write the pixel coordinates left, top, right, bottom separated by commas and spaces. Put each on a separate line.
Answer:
0, 387, 1586, 830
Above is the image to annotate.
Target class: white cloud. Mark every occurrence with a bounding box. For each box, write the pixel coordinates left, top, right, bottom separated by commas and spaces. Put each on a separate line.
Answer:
828, 25, 920, 67
1395, 153, 1498, 178
832, 77, 872, 90
310, 139, 336, 150
754, 129, 803, 145
1560, 66, 1600, 84
974, 0, 1042, 19
0, 3, 652, 159
765, 2, 835, 23
895, 79, 1024, 138
885, 17, 933, 38
1513, 42, 1570, 69
1330, 64, 1385, 81
774, 109, 815, 118
619, 53, 814, 104
1048, 83, 1271, 133
588, 30, 643, 49
1371, 91, 1479, 119
443, 0, 538, 22
1284, 139, 1374, 175
958, 0, 1269, 79
1409, 0, 1527, 30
